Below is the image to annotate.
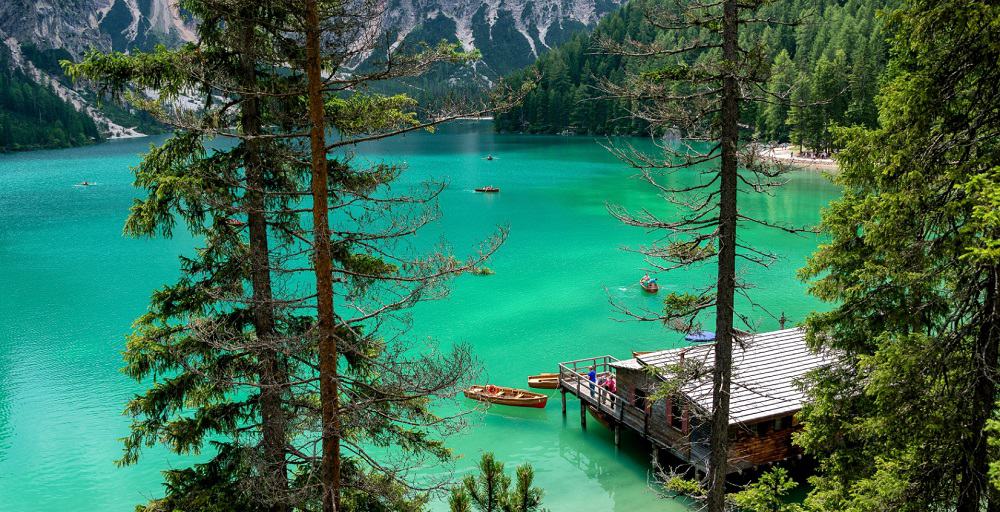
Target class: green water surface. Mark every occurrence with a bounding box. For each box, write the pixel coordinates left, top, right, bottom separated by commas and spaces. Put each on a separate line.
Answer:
0, 122, 839, 511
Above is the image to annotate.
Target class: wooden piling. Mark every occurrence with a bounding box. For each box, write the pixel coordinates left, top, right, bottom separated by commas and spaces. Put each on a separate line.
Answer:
614, 424, 621, 446
561, 390, 567, 415
580, 400, 587, 429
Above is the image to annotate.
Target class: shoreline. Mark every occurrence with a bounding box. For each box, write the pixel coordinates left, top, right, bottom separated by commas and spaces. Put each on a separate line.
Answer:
762, 146, 839, 172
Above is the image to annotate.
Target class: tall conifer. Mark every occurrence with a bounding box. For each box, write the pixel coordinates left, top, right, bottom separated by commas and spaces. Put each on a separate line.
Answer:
799, 1, 1000, 510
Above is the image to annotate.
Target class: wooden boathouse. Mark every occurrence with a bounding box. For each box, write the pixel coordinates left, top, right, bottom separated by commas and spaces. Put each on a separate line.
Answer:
557, 327, 828, 473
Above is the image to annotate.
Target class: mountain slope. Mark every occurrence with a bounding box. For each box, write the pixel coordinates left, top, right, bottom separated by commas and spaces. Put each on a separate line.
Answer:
0, 42, 102, 151
382, 0, 622, 78
0, 0, 623, 151
496, 0, 891, 146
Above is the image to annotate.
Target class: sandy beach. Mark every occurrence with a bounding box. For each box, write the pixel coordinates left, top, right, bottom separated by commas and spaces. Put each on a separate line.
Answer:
764, 146, 839, 171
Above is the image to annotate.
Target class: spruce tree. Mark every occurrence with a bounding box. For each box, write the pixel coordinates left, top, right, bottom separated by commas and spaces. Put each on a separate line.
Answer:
66, 1, 308, 508
67, 0, 530, 509
598, 1, 811, 509
798, 0, 1000, 510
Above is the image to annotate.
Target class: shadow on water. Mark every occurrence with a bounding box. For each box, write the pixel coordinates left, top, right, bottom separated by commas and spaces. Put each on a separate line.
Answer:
556, 405, 693, 512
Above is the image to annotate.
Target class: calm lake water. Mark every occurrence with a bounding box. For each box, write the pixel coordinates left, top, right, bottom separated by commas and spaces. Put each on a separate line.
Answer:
0, 122, 839, 511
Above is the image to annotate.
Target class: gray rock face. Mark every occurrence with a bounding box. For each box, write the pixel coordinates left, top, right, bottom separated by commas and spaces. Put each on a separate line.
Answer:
0, 0, 195, 57
1, 0, 620, 67
384, 0, 622, 75
0, 0, 621, 135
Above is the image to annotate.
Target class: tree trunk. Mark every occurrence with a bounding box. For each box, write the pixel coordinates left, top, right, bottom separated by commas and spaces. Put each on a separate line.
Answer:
303, 1, 341, 510
957, 265, 1000, 512
239, 18, 288, 512
706, 1, 739, 511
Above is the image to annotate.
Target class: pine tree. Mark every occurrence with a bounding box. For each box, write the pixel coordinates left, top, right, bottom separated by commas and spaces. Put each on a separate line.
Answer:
598, 1, 810, 510
798, 1, 1000, 510
66, 1, 305, 508
448, 453, 545, 512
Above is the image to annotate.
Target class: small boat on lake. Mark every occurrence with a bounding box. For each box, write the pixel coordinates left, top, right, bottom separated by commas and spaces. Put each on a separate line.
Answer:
486, 154, 494, 161
640, 280, 659, 293
587, 405, 613, 429
475, 186, 500, 193
527, 373, 559, 389
464, 384, 548, 408
684, 330, 716, 342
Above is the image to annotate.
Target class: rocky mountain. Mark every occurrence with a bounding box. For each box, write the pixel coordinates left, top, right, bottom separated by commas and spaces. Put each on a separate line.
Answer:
384, 0, 622, 77
0, 0, 195, 57
0, 0, 621, 148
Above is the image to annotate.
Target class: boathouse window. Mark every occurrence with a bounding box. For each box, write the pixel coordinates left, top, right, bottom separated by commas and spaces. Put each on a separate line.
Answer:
755, 421, 771, 436
669, 399, 684, 430
774, 415, 793, 430
634, 388, 649, 410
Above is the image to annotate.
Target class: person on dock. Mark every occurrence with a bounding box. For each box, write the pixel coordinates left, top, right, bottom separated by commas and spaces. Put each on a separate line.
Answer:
604, 374, 618, 408
588, 366, 597, 397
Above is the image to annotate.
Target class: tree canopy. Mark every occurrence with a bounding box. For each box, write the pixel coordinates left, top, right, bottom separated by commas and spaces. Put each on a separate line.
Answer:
495, 0, 891, 152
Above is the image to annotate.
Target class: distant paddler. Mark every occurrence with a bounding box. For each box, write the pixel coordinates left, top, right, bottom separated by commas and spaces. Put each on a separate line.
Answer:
485, 154, 494, 161
640, 274, 659, 293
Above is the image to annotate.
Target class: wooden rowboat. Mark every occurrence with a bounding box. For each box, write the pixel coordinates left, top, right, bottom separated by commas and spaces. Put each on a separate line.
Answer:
464, 385, 548, 408
527, 373, 559, 389
587, 405, 613, 429
641, 281, 659, 293
475, 186, 500, 193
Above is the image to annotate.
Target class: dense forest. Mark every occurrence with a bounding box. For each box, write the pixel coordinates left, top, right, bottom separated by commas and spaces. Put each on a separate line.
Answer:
0, 46, 102, 152
495, 0, 891, 151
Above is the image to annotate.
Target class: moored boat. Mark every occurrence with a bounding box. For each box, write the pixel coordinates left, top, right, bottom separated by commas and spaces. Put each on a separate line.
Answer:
464, 384, 548, 408
684, 330, 716, 342
527, 373, 559, 389
587, 405, 613, 429
475, 186, 500, 193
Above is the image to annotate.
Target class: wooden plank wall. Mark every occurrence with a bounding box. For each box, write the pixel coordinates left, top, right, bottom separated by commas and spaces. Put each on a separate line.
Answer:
728, 420, 801, 467
617, 367, 801, 470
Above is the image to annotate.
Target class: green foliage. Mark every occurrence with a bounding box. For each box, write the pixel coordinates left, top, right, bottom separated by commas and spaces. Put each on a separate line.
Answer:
450, 453, 545, 512
663, 469, 803, 512
731, 468, 803, 512
797, 0, 1000, 510
70, 1, 502, 509
663, 475, 706, 499
662, 292, 714, 326
665, 240, 717, 264
496, 0, 891, 145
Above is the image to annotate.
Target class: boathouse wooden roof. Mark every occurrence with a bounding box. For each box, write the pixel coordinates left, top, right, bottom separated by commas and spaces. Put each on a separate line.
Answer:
610, 327, 828, 424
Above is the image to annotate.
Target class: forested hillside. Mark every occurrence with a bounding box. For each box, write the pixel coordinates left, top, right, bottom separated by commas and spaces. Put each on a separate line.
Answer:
0, 47, 102, 152
495, 0, 891, 150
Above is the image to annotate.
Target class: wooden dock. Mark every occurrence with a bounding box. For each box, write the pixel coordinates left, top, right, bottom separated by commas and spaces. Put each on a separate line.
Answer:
558, 329, 825, 475
557, 355, 709, 473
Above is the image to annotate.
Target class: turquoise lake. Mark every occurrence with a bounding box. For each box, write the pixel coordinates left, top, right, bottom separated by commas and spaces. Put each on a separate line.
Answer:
0, 121, 839, 511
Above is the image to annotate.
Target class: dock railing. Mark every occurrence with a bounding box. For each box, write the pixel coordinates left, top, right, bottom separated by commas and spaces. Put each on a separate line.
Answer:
559, 355, 706, 472
558, 356, 642, 427
559, 355, 665, 443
